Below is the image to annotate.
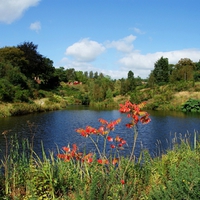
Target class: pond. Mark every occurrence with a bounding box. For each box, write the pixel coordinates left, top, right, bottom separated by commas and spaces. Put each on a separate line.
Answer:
0, 106, 200, 159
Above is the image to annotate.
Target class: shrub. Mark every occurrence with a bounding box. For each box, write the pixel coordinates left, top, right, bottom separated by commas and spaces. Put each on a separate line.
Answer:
181, 98, 200, 112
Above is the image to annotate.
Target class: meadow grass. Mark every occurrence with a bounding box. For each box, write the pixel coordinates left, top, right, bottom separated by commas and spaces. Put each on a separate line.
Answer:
0, 133, 199, 199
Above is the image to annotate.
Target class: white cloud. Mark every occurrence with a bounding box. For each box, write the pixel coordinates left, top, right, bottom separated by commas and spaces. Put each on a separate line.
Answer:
0, 0, 40, 24
133, 27, 145, 34
106, 35, 136, 53
30, 21, 41, 33
119, 49, 200, 78
60, 35, 200, 80
65, 38, 105, 62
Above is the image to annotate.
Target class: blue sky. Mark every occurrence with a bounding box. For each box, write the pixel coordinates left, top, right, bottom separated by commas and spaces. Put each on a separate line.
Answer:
1, 0, 200, 79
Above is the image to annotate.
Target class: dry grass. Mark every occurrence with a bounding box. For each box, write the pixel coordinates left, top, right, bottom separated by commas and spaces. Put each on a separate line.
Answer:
171, 91, 200, 108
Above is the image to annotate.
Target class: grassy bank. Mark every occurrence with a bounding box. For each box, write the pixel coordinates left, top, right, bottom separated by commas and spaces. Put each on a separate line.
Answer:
0, 132, 199, 199
0, 95, 78, 117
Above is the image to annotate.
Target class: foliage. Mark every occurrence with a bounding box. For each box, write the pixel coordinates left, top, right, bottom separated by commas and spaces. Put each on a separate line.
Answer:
1, 42, 200, 114
181, 98, 200, 113
153, 56, 169, 84
170, 58, 195, 82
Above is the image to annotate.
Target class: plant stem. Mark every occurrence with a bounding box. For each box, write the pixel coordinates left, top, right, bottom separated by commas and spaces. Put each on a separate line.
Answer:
123, 125, 138, 179
89, 135, 102, 158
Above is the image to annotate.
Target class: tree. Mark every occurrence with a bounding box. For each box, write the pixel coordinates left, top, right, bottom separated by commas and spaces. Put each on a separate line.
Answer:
17, 42, 55, 82
66, 68, 76, 82
0, 46, 27, 68
170, 58, 195, 82
127, 70, 135, 91
153, 57, 169, 84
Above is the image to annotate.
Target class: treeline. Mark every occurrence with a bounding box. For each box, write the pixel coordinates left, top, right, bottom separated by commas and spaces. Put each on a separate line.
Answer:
0, 42, 200, 107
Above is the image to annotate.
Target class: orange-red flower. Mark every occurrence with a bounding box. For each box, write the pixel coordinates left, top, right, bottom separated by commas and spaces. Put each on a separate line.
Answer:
97, 159, 109, 165
99, 118, 108, 125
119, 101, 150, 127
110, 144, 115, 149
76, 126, 98, 137
57, 143, 83, 162
140, 113, 151, 124
121, 180, 125, 184
62, 146, 70, 152
107, 136, 113, 142
112, 158, 119, 165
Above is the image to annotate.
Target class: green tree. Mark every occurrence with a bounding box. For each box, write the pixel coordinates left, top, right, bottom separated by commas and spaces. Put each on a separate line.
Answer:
0, 79, 15, 102
0, 46, 27, 68
153, 57, 169, 84
17, 42, 55, 82
127, 70, 135, 91
66, 68, 76, 82
54, 67, 67, 82
170, 58, 195, 82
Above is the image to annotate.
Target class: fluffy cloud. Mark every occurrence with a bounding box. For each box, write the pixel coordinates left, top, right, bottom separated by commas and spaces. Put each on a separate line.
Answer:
65, 38, 105, 62
60, 35, 200, 80
0, 0, 40, 24
106, 35, 136, 53
30, 21, 41, 33
118, 49, 200, 78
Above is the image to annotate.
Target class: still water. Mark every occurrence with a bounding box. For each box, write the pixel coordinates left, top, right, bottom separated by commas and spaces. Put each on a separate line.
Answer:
0, 106, 200, 159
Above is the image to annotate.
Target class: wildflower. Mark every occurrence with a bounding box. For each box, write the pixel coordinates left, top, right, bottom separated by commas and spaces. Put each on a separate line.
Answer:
76, 126, 98, 137
99, 118, 108, 125
107, 136, 113, 142
97, 159, 109, 165
119, 101, 151, 127
110, 144, 115, 149
112, 158, 119, 165
98, 126, 105, 134
63, 146, 70, 152
120, 180, 125, 184
140, 113, 151, 124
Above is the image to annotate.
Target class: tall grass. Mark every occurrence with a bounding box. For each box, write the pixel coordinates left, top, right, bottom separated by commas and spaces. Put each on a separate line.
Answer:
0, 131, 199, 199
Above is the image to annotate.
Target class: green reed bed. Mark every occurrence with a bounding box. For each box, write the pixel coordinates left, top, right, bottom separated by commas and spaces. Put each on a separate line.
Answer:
0, 101, 200, 199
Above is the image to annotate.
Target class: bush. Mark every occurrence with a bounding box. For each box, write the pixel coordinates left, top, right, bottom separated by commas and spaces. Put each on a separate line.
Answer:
181, 98, 200, 112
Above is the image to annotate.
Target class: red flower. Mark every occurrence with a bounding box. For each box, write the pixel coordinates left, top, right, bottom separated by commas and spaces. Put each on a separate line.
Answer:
115, 136, 122, 142
110, 144, 115, 149
97, 159, 109, 165
76, 126, 98, 137
112, 158, 119, 165
125, 123, 133, 128
99, 118, 108, 125
98, 126, 104, 134
87, 157, 93, 163
62, 146, 70, 152
107, 136, 113, 142
121, 180, 125, 184
140, 113, 151, 124
120, 139, 126, 145
119, 101, 151, 127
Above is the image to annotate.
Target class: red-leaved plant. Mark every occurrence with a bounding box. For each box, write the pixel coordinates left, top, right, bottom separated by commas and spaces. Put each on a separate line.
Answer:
57, 101, 151, 184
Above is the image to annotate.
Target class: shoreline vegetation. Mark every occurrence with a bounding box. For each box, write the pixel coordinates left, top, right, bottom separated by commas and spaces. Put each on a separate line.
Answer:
1, 43, 200, 117
0, 101, 199, 199
1, 81, 200, 118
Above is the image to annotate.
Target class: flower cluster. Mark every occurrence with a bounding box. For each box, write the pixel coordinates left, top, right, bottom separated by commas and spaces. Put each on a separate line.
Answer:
57, 144, 93, 163
107, 135, 126, 149
76, 118, 121, 137
119, 101, 151, 128
58, 101, 151, 185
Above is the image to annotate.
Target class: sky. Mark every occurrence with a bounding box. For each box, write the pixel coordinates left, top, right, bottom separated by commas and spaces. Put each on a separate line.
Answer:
1, 0, 200, 79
